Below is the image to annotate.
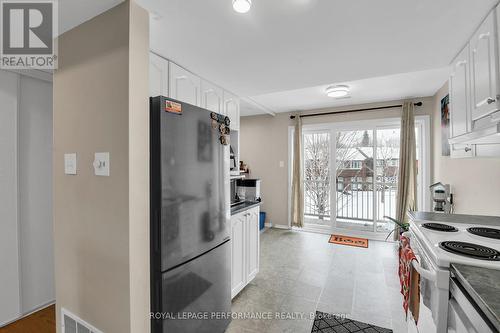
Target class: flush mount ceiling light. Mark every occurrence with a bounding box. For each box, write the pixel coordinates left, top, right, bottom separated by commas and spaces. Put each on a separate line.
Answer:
326, 85, 350, 98
233, 0, 252, 13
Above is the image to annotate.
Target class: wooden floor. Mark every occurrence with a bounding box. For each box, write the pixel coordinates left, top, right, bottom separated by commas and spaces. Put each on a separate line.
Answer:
0, 305, 55, 333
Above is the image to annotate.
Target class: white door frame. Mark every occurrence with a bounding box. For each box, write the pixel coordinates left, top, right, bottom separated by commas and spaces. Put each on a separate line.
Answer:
287, 116, 431, 239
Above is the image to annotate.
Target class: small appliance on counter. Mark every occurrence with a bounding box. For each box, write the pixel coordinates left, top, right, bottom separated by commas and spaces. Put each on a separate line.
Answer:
236, 178, 261, 202
230, 177, 243, 207
430, 182, 453, 213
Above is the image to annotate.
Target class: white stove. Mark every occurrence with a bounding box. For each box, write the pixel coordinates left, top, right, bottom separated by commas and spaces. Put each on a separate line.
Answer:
410, 219, 500, 269
406, 214, 500, 333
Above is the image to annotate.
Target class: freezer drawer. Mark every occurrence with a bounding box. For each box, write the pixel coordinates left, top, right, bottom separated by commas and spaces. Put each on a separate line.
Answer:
155, 240, 231, 333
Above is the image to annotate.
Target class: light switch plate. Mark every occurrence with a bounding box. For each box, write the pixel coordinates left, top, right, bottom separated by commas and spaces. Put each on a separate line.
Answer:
93, 152, 110, 176
64, 153, 77, 175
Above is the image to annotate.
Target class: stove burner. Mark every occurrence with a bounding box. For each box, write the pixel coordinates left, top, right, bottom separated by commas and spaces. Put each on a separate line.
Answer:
439, 241, 500, 261
467, 227, 500, 240
422, 223, 458, 232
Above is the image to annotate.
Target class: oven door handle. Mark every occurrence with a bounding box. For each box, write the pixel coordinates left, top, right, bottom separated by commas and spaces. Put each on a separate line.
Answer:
401, 232, 437, 282
411, 256, 437, 282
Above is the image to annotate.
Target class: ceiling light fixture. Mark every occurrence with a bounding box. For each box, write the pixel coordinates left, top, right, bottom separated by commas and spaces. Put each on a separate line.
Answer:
233, 0, 252, 13
326, 85, 350, 98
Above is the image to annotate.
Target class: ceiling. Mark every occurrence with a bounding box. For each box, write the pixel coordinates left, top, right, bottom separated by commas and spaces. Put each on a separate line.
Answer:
61, 0, 498, 115
241, 67, 451, 115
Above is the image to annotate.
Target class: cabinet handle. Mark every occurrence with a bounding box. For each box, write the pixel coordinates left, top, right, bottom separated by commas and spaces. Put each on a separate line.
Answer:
478, 32, 490, 40
465, 147, 472, 152
455, 60, 467, 67
477, 97, 497, 107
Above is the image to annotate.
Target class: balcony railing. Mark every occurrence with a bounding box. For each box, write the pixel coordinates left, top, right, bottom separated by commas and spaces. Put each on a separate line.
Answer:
304, 179, 398, 230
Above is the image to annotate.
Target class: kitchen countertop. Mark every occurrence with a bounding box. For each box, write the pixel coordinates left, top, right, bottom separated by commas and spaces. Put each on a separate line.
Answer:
451, 264, 500, 331
408, 211, 500, 227
231, 201, 262, 216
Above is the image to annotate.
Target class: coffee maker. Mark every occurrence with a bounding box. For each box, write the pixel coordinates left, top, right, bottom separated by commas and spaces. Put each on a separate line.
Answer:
430, 182, 453, 213
236, 179, 261, 202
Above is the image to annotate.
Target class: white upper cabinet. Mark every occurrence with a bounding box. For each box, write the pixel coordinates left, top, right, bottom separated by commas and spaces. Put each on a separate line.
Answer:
201, 80, 224, 114
169, 62, 201, 106
224, 91, 240, 131
149, 53, 168, 97
150, 52, 241, 131
450, 44, 471, 138
470, 10, 500, 121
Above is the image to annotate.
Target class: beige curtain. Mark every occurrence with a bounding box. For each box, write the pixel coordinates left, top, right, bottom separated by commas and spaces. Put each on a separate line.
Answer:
291, 115, 304, 228
394, 102, 417, 240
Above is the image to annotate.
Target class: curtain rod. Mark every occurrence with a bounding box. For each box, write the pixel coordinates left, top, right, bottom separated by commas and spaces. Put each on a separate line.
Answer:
289, 102, 423, 119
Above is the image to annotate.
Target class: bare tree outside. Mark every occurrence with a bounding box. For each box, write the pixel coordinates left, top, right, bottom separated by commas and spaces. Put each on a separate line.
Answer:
303, 133, 330, 219
303, 128, 401, 230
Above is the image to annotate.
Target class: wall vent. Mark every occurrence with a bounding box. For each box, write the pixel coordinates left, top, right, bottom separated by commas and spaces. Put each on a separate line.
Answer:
61, 308, 103, 333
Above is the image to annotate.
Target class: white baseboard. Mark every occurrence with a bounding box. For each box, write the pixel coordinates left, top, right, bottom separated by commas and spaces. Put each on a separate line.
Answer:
272, 224, 291, 230
292, 224, 393, 242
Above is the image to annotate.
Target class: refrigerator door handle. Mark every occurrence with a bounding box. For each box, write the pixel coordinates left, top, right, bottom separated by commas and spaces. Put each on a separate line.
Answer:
154, 209, 160, 253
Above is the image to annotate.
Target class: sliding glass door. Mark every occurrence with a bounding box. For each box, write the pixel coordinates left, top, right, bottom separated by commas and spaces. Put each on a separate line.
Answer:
303, 131, 331, 226
375, 128, 401, 232
300, 118, 427, 235
335, 129, 375, 232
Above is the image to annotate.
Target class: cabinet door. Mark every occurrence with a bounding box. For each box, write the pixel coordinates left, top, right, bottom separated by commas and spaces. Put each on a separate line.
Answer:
223, 91, 240, 131
470, 11, 499, 120
201, 80, 224, 114
449, 45, 471, 138
169, 62, 201, 106
231, 213, 246, 298
149, 53, 168, 97
246, 208, 260, 282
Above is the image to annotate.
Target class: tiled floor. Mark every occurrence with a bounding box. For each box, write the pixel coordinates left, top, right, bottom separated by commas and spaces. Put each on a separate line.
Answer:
226, 229, 407, 333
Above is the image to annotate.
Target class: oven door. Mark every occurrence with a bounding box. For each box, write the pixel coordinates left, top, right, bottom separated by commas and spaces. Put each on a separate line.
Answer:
406, 231, 449, 333
448, 277, 496, 333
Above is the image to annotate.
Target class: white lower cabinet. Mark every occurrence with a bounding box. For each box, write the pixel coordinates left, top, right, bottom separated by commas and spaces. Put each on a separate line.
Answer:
230, 212, 246, 297
231, 206, 260, 299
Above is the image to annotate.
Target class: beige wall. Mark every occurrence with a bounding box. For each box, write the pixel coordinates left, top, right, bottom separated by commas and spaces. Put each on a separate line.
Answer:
53, 2, 149, 333
240, 98, 434, 227
241, 85, 500, 228
432, 83, 500, 215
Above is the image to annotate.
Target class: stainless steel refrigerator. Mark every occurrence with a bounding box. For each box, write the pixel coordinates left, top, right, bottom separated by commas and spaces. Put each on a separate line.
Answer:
150, 96, 231, 333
